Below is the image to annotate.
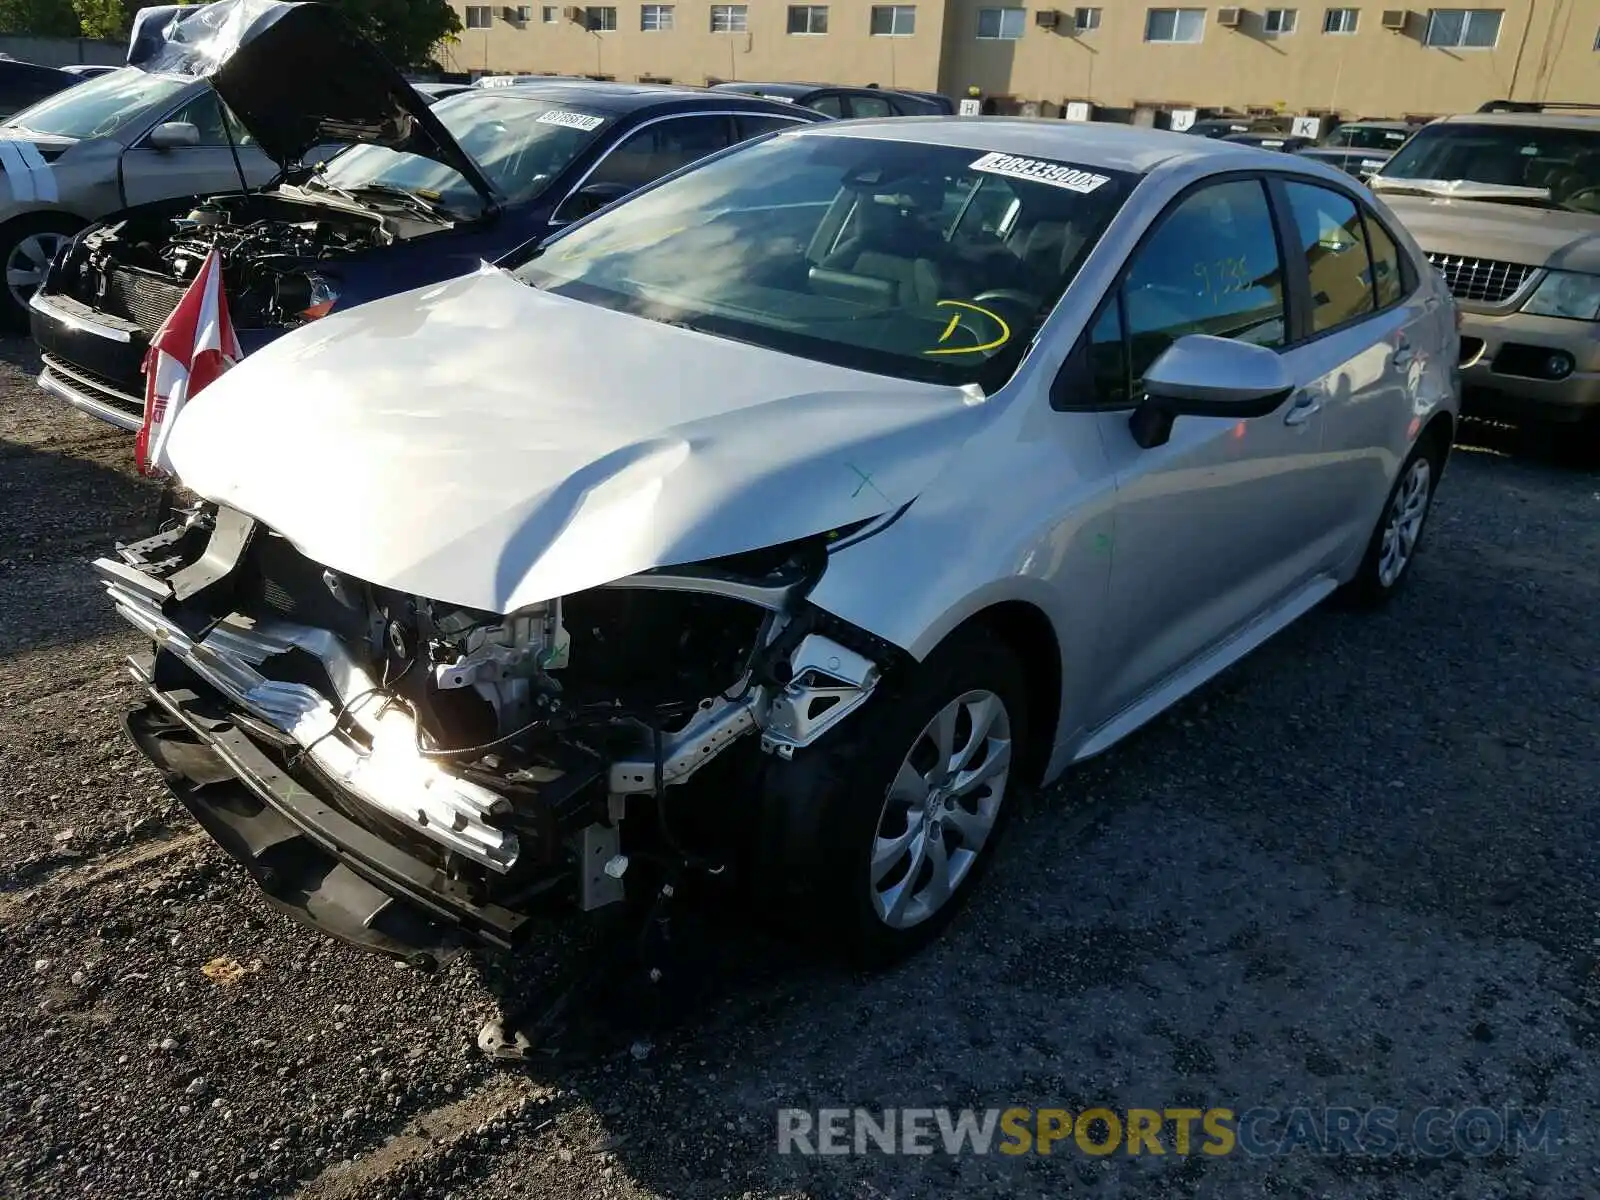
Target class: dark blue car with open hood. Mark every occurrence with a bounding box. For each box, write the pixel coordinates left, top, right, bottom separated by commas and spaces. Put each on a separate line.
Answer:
29, 0, 822, 430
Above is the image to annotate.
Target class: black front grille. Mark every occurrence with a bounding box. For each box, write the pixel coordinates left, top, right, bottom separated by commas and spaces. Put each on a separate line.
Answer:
98, 267, 188, 333
40, 353, 143, 415
1426, 253, 1536, 305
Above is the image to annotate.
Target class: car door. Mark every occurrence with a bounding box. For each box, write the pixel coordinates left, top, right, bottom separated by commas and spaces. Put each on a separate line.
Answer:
1085, 175, 1340, 724
1276, 178, 1445, 558
119, 90, 277, 207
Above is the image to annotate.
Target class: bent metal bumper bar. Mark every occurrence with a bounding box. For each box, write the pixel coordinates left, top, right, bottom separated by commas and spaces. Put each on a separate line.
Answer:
95, 555, 521, 873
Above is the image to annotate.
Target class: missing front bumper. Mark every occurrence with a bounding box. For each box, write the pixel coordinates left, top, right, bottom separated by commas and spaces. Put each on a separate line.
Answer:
126, 679, 533, 963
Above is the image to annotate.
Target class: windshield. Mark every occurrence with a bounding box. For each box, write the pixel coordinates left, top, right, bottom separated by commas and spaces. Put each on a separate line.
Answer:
1327, 124, 1410, 150
1377, 123, 1600, 212
320, 92, 609, 212
3, 67, 189, 140
515, 132, 1135, 389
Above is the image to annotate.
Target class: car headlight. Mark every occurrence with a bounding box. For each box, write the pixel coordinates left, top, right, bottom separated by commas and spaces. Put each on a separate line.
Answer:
1520, 270, 1600, 321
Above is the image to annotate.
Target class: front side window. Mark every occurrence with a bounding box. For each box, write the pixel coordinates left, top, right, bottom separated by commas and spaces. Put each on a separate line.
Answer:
1122, 179, 1286, 384
871, 4, 917, 34
321, 94, 611, 213
465, 5, 493, 26
586, 4, 618, 28
518, 133, 1136, 389
1377, 122, 1600, 211
1264, 7, 1297, 33
641, 3, 674, 28
159, 91, 255, 147
788, 4, 829, 32
977, 7, 1027, 37
711, 3, 749, 30
809, 95, 845, 117
1423, 7, 1503, 46
1323, 5, 1357, 30
851, 95, 895, 117
1074, 7, 1103, 30
1145, 7, 1205, 41
3, 67, 189, 140
1283, 182, 1376, 333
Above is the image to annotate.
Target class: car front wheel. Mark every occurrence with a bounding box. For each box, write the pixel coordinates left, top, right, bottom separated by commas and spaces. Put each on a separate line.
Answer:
0, 214, 77, 332
755, 624, 1029, 965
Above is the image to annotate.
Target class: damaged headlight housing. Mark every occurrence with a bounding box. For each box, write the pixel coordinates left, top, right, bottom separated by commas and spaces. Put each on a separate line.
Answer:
275, 272, 340, 322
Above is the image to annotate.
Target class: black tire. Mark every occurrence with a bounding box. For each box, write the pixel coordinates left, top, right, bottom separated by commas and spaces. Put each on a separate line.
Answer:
1338, 432, 1446, 607
0, 213, 79, 333
753, 624, 1030, 967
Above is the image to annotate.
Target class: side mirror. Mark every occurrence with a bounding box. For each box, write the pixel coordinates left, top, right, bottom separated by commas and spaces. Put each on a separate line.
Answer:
148, 121, 200, 150
558, 180, 632, 222
1129, 334, 1294, 449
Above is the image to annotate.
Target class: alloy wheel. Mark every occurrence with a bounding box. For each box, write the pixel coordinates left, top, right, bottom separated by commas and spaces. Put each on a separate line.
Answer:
5, 231, 69, 312
869, 689, 1012, 930
1377, 456, 1432, 588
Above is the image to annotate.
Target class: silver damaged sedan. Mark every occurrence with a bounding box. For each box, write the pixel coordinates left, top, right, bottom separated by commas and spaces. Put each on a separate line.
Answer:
98, 119, 1459, 967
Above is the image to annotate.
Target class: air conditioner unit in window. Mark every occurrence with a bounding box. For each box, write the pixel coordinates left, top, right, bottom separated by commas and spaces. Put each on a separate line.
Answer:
1380, 8, 1409, 29
1035, 9, 1061, 27
1216, 7, 1243, 27
562, 4, 582, 20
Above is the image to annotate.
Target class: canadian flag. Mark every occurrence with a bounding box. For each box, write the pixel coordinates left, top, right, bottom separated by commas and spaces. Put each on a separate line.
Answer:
135, 247, 241, 477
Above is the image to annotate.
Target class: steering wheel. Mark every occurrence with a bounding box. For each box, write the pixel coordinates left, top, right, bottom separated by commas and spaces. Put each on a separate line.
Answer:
1559, 184, 1600, 212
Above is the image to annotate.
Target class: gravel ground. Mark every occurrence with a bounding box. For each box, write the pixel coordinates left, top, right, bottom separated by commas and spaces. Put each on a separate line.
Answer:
0, 334, 1597, 1199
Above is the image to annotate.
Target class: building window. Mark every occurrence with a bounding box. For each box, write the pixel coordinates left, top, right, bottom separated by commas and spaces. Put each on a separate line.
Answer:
464, 5, 492, 27
976, 7, 1026, 37
1144, 7, 1204, 40
641, 3, 674, 28
514, 4, 533, 18
710, 3, 748, 30
543, 4, 558, 18
584, 4, 617, 28
870, 4, 916, 34
1423, 8, 1502, 46
1322, 6, 1357, 31
1073, 6, 1102, 30
1264, 7, 1297, 32
787, 4, 828, 31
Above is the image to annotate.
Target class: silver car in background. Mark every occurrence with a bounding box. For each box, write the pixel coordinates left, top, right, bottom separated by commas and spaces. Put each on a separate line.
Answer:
99, 121, 1458, 967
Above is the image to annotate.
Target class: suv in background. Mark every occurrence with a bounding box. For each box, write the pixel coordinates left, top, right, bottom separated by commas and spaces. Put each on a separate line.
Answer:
1371, 104, 1600, 441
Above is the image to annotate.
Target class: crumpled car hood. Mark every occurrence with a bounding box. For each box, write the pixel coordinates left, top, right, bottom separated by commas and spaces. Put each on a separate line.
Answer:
127, 0, 495, 201
167, 266, 989, 613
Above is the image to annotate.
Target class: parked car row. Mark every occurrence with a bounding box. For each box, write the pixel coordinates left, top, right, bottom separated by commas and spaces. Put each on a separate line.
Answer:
7, 0, 1594, 970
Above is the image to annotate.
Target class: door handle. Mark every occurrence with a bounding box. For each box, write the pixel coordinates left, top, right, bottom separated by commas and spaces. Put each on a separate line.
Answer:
1391, 343, 1415, 368
1283, 390, 1321, 426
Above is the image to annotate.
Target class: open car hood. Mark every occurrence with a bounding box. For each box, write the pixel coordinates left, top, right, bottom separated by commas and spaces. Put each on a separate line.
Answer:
127, 0, 496, 203
164, 266, 989, 614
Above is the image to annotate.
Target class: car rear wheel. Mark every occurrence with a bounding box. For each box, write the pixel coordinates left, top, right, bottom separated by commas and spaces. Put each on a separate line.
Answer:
754, 624, 1029, 965
0, 215, 77, 332
1340, 434, 1444, 606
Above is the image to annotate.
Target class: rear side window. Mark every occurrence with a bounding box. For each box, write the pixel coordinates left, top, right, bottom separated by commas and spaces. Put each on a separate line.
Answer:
1282, 181, 1376, 334
1362, 211, 1406, 309
735, 113, 801, 139
849, 95, 895, 118
807, 94, 844, 118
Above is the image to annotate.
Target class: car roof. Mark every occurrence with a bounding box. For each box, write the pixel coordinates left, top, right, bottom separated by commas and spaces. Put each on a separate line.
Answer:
791, 116, 1288, 174
1337, 120, 1412, 129
443, 80, 802, 114
1434, 111, 1600, 133
717, 81, 825, 98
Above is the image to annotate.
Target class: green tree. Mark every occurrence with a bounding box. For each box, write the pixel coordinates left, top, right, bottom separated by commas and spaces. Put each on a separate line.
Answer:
72, 0, 126, 39
324, 0, 462, 69
0, 0, 78, 37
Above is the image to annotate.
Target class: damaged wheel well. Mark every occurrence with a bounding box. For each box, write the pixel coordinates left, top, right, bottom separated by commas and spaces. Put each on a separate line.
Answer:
958, 600, 1060, 788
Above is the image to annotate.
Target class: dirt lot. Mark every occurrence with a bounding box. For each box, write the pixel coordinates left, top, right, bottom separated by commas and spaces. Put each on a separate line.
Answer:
1, 334, 1597, 1199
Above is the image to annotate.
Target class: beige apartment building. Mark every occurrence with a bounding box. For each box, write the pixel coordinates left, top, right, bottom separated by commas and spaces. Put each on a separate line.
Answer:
437, 0, 1599, 119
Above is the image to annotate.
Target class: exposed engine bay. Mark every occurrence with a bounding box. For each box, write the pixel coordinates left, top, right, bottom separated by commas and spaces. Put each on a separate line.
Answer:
97, 503, 900, 943
55, 193, 407, 332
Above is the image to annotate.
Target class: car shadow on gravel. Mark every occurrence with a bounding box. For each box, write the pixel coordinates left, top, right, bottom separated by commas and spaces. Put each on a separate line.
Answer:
0, 438, 165, 655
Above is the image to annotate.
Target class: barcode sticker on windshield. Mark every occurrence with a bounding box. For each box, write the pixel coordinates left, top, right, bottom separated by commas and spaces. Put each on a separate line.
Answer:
537, 110, 606, 131
969, 151, 1109, 194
